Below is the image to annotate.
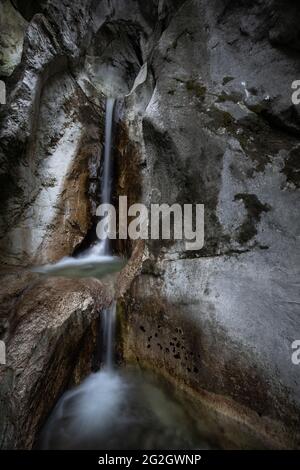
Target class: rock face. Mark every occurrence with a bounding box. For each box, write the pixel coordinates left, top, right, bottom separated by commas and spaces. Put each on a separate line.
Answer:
0, 269, 107, 449
0, 0, 27, 77
1, 0, 300, 450
115, 0, 300, 449
0, 2, 109, 448
0, 0, 104, 266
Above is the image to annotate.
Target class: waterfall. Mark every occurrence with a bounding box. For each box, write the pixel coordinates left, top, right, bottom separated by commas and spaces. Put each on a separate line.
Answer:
33, 97, 124, 279
98, 98, 117, 369
92, 97, 115, 257
101, 301, 116, 369
86, 97, 117, 369
34, 98, 119, 366
39, 97, 208, 451
101, 98, 115, 208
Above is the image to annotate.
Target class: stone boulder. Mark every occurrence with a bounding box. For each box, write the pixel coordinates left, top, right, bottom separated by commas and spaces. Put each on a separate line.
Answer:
0, 269, 108, 449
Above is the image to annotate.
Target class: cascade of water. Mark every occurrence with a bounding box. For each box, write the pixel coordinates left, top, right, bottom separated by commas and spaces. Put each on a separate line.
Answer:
33, 97, 124, 279
39, 98, 207, 451
101, 301, 116, 369
101, 98, 115, 208
91, 97, 115, 257
35, 98, 118, 365
86, 97, 117, 369
98, 98, 117, 368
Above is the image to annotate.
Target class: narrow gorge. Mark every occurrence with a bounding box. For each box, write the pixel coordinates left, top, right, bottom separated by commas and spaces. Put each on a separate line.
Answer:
0, 0, 300, 451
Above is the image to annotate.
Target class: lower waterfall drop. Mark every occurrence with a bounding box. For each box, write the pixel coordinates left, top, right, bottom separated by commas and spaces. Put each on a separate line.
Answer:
101, 301, 116, 370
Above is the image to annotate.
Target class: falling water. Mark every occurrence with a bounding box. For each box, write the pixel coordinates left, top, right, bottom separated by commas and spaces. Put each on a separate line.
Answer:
97, 98, 117, 368
39, 98, 210, 450
101, 98, 115, 207
33, 98, 124, 279
92, 97, 115, 257
101, 301, 116, 369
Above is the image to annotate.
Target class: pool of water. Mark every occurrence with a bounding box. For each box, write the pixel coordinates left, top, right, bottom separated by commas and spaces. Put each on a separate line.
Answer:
39, 367, 212, 450
32, 254, 126, 280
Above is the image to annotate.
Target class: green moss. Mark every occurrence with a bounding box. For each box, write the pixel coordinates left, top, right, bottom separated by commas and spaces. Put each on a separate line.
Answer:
281, 147, 300, 188
217, 91, 239, 104
206, 106, 235, 131
205, 105, 275, 175
222, 111, 234, 128
247, 103, 266, 114
186, 80, 206, 99
235, 131, 250, 149
234, 193, 271, 244
222, 76, 234, 86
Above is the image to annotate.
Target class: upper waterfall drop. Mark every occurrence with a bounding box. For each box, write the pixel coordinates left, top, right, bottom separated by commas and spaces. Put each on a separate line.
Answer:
32, 97, 125, 279
91, 97, 115, 257
102, 98, 115, 207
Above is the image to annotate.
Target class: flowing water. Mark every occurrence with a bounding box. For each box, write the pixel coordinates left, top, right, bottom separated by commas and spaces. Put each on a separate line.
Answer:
38, 98, 212, 450
40, 366, 210, 450
90, 97, 115, 257
101, 302, 117, 369
33, 98, 123, 279
40, 294, 210, 450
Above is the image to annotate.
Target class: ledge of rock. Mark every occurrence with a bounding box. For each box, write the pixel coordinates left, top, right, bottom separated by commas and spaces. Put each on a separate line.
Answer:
0, 270, 108, 449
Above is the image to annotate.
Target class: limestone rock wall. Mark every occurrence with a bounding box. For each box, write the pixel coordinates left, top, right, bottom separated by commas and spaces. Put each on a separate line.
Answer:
0, 0, 104, 266
115, 0, 300, 449
0, 0, 300, 450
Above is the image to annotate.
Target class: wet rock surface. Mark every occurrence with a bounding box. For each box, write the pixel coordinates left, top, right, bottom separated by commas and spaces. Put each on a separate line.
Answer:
0, 0, 104, 266
0, 268, 107, 449
115, 0, 300, 449
0, 0, 300, 450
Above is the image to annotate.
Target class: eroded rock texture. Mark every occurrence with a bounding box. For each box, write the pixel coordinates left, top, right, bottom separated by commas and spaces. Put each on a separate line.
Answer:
0, 0, 300, 450
0, 0, 108, 449
0, 269, 107, 449
114, 0, 300, 449
0, 0, 105, 266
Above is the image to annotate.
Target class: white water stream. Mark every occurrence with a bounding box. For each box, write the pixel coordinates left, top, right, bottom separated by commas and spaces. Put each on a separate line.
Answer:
39, 99, 209, 450
33, 98, 124, 279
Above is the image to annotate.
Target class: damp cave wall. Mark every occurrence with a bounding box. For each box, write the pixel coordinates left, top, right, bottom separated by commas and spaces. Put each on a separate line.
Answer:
0, 0, 300, 449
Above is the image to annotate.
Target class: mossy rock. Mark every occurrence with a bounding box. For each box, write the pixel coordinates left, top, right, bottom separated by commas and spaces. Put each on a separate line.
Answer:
186, 80, 206, 99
